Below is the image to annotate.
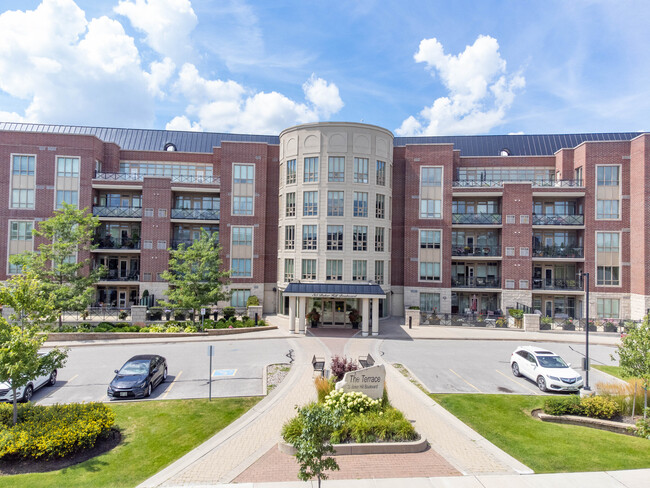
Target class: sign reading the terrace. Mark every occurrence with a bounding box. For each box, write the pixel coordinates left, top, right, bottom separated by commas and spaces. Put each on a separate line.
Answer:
335, 364, 385, 400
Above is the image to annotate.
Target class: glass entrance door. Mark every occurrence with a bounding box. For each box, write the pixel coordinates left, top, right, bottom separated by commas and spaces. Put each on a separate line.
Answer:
322, 301, 333, 325
334, 301, 346, 325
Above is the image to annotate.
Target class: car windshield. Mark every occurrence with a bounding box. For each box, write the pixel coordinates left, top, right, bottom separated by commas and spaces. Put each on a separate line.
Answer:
119, 360, 149, 375
537, 355, 568, 368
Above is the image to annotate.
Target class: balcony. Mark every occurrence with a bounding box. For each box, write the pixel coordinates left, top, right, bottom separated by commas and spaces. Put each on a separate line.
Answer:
93, 206, 142, 218
94, 172, 220, 185
95, 267, 140, 282
171, 175, 220, 185
452, 180, 504, 188
94, 171, 143, 182
532, 179, 583, 188
452, 245, 501, 257
533, 214, 584, 226
93, 236, 141, 250
452, 213, 502, 225
171, 208, 220, 220
532, 278, 583, 291
532, 246, 584, 258
452, 179, 583, 188
451, 277, 501, 288
171, 239, 195, 249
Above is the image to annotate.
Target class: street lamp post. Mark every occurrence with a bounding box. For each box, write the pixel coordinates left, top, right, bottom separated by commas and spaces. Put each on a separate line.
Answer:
582, 271, 591, 391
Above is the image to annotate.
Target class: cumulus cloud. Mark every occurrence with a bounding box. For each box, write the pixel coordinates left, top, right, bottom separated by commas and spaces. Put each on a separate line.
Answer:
396, 35, 525, 136
167, 65, 344, 134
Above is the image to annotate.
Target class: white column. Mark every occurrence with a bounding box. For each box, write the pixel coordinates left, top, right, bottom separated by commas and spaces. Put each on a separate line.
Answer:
362, 298, 370, 337
288, 296, 296, 334
298, 296, 306, 334
372, 298, 379, 336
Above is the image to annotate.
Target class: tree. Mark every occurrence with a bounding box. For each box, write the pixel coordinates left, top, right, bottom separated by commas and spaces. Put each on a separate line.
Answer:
291, 403, 342, 488
614, 314, 650, 419
10, 203, 102, 329
160, 230, 230, 322
0, 270, 57, 330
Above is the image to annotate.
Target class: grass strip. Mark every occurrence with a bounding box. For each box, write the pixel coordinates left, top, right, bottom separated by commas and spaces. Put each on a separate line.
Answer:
592, 365, 628, 380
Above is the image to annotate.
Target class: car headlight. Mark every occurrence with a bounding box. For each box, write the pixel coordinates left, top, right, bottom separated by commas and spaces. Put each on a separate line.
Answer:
137, 380, 147, 388
548, 376, 560, 381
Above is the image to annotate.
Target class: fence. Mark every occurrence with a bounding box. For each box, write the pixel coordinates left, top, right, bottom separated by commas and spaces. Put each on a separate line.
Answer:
59, 307, 131, 322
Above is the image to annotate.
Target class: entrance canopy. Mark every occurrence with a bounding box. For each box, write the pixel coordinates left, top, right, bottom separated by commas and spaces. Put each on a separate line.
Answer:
284, 283, 386, 299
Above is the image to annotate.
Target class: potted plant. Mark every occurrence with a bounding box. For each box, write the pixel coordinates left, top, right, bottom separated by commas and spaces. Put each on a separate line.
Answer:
306, 308, 320, 328
348, 308, 361, 329
165, 309, 172, 321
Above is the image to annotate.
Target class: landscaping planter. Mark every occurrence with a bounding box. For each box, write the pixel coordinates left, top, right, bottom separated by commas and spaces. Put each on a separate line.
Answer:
533, 409, 637, 436
278, 436, 427, 456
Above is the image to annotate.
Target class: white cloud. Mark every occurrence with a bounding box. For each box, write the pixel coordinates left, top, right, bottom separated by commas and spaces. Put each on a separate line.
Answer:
114, 0, 197, 63
396, 35, 525, 136
145, 57, 176, 97
165, 115, 202, 131
303, 74, 344, 118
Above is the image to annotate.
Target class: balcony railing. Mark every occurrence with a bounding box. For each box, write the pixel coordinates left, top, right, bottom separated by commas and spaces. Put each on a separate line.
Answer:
533, 179, 583, 188
94, 172, 220, 185
93, 236, 141, 250
532, 278, 583, 291
532, 246, 584, 258
93, 206, 142, 218
452, 180, 504, 188
452, 213, 502, 225
452, 245, 501, 257
171, 175, 220, 185
533, 214, 584, 225
451, 277, 501, 288
94, 171, 144, 182
171, 208, 220, 220
96, 269, 140, 281
452, 179, 584, 188
171, 239, 194, 249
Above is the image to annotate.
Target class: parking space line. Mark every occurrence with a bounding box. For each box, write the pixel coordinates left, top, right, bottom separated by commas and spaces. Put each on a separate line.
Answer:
449, 369, 482, 393
495, 369, 539, 395
67, 374, 79, 384
161, 370, 183, 400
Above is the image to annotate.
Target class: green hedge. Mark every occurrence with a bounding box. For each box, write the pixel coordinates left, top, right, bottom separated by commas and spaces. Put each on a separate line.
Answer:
544, 395, 620, 419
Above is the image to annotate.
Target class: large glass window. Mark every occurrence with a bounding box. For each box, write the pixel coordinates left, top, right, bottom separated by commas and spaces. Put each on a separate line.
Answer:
597, 266, 619, 286
56, 190, 78, 209
376, 194, 385, 219
353, 192, 368, 217
420, 293, 440, 312
286, 159, 296, 184
376, 160, 386, 186
328, 157, 345, 182
353, 225, 367, 251
302, 259, 317, 280
233, 196, 253, 215
232, 227, 252, 246
327, 191, 344, 216
597, 232, 619, 253
11, 189, 34, 209
419, 262, 441, 281
303, 191, 318, 216
57, 157, 80, 177
233, 164, 254, 184
597, 166, 619, 186
302, 225, 318, 250
419, 230, 441, 249
326, 260, 343, 281
231, 289, 251, 307
420, 199, 441, 219
12, 155, 35, 176
285, 225, 295, 250
422, 167, 442, 186
304, 157, 319, 183
597, 200, 619, 219
352, 260, 367, 281
231, 258, 252, 277
284, 258, 294, 281
326, 225, 343, 251
353, 157, 369, 183
286, 192, 295, 217
374, 260, 384, 284
9, 221, 33, 274
597, 298, 619, 318
375, 227, 385, 252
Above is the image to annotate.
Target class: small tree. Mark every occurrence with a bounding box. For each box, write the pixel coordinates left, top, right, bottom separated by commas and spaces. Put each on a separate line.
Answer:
291, 403, 342, 488
614, 314, 650, 419
0, 270, 57, 330
160, 230, 230, 322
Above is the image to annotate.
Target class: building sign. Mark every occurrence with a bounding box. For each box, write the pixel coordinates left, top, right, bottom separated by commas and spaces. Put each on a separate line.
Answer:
335, 364, 385, 400
312, 293, 359, 298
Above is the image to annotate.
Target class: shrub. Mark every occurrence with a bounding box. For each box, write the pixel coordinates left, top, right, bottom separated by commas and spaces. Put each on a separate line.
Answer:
544, 395, 581, 416
223, 307, 236, 320
562, 319, 576, 331
315, 376, 335, 403
118, 310, 128, 320
324, 390, 380, 415
246, 295, 260, 306
184, 325, 198, 333
495, 318, 507, 328
633, 409, 650, 439
408, 306, 420, 310
138, 327, 150, 332
587, 321, 597, 332
281, 414, 304, 444
0, 402, 115, 460
603, 320, 618, 333
580, 395, 620, 419
174, 311, 186, 321
330, 355, 358, 381
508, 309, 524, 320
258, 319, 266, 327
148, 325, 166, 333
97, 321, 115, 329
165, 326, 182, 333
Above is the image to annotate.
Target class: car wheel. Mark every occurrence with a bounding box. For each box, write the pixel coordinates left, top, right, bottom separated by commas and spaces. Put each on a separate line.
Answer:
162, 367, 168, 382
511, 362, 521, 377
21, 385, 34, 403
48, 370, 57, 386
537, 376, 547, 392
145, 382, 152, 398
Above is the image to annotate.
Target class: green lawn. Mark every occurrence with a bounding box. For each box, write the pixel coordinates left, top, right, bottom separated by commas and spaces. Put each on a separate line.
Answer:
0, 397, 260, 488
592, 365, 627, 380
430, 394, 650, 473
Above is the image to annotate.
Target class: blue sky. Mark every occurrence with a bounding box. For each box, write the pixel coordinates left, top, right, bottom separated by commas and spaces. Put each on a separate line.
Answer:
0, 0, 648, 135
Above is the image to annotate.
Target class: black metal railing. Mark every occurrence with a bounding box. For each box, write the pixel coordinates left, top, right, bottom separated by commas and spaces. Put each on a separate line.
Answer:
171, 208, 220, 220
419, 312, 507, 327
452, 180, 504, 188
94, 171, 144, 181
451, 245, 501, 257
452, 213, 502, 225
532, 214, 584, 225
93, 172, 220, 186
451, 277, 501, 288
171, 175, 220, 185
96, 268, 140, 281
60, 307, 132, 322
532, 278, 583, 290
171, 239, 194, 249
533, 179, 583, 188
514, 303, 534, 314
452, 179, 584, 188
532, 246, 583, 258
93, 206, 142, 218
93, 236, 141, 250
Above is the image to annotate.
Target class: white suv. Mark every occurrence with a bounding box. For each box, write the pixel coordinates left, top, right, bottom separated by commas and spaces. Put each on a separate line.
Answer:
510, 346, 583, 392
0, 368, 57, 403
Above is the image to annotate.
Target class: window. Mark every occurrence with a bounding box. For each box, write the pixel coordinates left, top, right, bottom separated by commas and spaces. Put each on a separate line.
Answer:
597, 298, 619, 318
284, 258, 294, 281
302, 225, 318, 250
376, 194, 385, 219
419, 230, 441, 249
420, 293, 440, 312
505, 247, 515, 256
353, 192, 368, 217
56, 190, 78, 209
505, 279, 515, 289
57, 157, 79, 177
158, 208, 167, 217
375, 227, 385, 252
157, 240, 167, 250
597, 200, 619, 219
303, 191, 318, 216
233, 164, 254, 184
520, 247, 529, 257
597, 166, 619, 186
506, 215, 515, 224
11, 189, 34, 209
519, 280, 529, 289
302, 259, 317, 280
232, 227, 253, 246
352, 260, 367, 281
143, 240, 153, 249
520, 215, 529, 224
327, 191, 344, 216
145, 208, 154, 217
353, 225, 367, 251
326, 259, 343, 280
143, 272, 152, 281
420, 199, 441, 219
421, 167, 442, 186
597, 232, 619, 253
231, 289, 251, 307
12, 155, 35, 176
303, 157, 319, 182
575, 167, 583, 185
353, 157, 368, 183
327, 225, 343, 251
286, 159, 296, 184
232, 258, 252, 277
376, 160, 386, 186
328, 156, 345, 182
419, 262, 440, 281
374, 260, 384, 284
285, 225, 295, 250
286, 192, 295, 217
597, 266, 619, 286
233, 196, 253, 215
10, 221, 33, 241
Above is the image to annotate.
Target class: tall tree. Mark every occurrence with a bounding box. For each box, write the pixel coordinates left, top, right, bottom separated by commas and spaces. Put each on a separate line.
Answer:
10, 203, 102, 329
615, 314, 650, 419
160, 230, 230, 322
0, 270, 57, 330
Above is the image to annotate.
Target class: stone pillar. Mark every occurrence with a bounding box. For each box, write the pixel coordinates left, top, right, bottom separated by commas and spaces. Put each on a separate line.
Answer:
362, 298, 370, 337
131, 305, 147, 324
371, 298, 379, 336
298, 297, 306, 334
288, 297, 296, 334
524, 313, 540, 331
247, 305, 263, 323
404, 308, 420, 328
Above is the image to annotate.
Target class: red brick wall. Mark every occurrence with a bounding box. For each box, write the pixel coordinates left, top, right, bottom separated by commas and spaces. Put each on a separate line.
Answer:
140, 177, 172, 279
501, 183, 533, 286
391, 147, 405, 286
629, 135, 650, 295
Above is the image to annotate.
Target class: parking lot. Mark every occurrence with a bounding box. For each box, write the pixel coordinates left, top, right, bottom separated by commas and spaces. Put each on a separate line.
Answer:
380, 339, 621, 394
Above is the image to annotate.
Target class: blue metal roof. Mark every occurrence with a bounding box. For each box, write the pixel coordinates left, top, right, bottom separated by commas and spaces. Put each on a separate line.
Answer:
0, 122, 641, 156
284, 283, 385, 296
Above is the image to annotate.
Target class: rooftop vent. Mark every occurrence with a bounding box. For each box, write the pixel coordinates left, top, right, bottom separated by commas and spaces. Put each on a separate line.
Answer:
164, 142, 177, 151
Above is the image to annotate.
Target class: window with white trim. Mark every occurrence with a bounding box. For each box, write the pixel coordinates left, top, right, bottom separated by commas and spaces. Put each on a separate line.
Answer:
506, 215, 515, 224
303, 191, 318, 216
232, 227, 253, 246
352, 225, 367, 251
352, 260, 367, 281
56, 190, 78, 209
597, 298, 619, 318
327, 191, 344, 216
374, 260, 384, 284
285, 225, 295, 250
420, 293, 440, 312
376, 160, 386, 186
303, 157, 319, 182
328, 157, 345, 182
284, 258, 294, 281
353, 157, 369, 183
327, 225, 343, 251
419, 167, 442, 219
286, 159, 296, 184
505, 279, 515, 289
375, 227, 385, 252
232, 258, 252, 277
376, 194, 385, 219
353, 192, 368, 217
57, 157, 79, 177
11, 189, 34, 209
302, 259, 317, 280
286, 192, 295, 217
302, 225, 317, 250
326, 259, 343, 280
231, 289, 251, 307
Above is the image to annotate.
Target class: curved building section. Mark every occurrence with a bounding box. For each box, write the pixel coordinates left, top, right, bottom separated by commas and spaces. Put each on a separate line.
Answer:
277, 122, 393, 336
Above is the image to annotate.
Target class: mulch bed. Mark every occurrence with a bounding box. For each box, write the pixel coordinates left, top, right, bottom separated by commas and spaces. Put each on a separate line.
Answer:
0, 428, 122, 476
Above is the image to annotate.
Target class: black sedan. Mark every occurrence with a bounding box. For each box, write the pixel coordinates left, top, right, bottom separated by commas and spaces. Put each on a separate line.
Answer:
107, 355, 167, 399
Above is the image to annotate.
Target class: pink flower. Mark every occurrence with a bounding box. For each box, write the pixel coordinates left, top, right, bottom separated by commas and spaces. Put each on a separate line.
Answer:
228, 325, 233, 329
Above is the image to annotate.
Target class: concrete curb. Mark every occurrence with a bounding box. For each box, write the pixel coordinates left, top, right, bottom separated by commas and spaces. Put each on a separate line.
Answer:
278, 437, 429, 456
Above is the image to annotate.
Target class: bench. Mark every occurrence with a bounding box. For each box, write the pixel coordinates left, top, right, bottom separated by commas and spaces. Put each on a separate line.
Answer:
358, 354, 375, 369
312, 355, 325, 376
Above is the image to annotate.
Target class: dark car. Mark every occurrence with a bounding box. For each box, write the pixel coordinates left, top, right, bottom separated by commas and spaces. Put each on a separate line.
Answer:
107, 355, 167, 399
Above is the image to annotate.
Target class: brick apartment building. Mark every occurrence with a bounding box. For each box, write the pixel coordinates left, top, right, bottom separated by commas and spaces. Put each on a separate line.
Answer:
1, 121, 648, 335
